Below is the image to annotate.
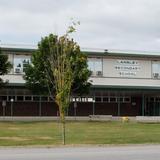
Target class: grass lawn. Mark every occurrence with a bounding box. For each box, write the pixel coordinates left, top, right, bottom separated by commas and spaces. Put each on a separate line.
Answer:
0, 121, 160, 146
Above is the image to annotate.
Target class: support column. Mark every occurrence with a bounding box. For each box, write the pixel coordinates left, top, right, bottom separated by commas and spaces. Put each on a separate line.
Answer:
10, 98, 14, 117
117, 98, 120, 116
92, 98, 95, 115
2, 101, 6, 117
142, 94, 145, 116
159, 102, 160, 116
74, 102, 77, 120
92, 89, 95, 115
39, 96, 42, 116
153, 101, 156, 116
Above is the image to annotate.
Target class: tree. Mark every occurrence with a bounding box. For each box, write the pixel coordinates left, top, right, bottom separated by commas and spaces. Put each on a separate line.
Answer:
24, 24, 91, 144
0, 48, 12, 87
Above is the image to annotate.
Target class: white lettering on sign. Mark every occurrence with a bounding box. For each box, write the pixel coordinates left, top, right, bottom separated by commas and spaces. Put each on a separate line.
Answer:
115, 60, 141, 77
117, 60, 139, 65
115, 66, 140, 70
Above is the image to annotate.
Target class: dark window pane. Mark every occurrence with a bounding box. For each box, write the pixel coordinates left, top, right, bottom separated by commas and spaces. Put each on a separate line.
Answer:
103, 97, 109, 102
150, 97, 154, 102
17, 96, 24, 101
2, 96, 7, 101
25, 96, 32, 101
95, 97, 101, 102
155, 97, 160, 102
110, 97, 117, 102
9, 96, 15, 101
41, 96, 48, 101
33, 96, 40, 101
124, 97, 130, 102
119, 97, 123, 102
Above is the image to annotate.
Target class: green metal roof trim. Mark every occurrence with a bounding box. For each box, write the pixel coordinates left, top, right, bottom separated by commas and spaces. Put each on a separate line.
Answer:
6, 82, 160, 91
6, 83, 26, 87
1, 47, 36, 53
1, 46, 160, 58
91, 85, 160, 90
84, 51, 160, 58
105, 52, 160, 58
83, 51, 106, 56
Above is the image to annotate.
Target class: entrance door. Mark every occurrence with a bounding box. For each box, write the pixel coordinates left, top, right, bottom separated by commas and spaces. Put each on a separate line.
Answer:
146, 100, 160, 116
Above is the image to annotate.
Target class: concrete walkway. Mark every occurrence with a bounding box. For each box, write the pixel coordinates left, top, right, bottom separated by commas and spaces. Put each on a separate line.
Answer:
0, 145, 160, 160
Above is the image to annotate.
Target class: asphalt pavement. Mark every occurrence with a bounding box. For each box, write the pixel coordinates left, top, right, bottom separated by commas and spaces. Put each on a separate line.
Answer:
0, 145, 160, 160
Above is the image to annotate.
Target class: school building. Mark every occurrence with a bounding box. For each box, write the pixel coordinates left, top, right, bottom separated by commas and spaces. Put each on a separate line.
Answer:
1, 44, 160, 116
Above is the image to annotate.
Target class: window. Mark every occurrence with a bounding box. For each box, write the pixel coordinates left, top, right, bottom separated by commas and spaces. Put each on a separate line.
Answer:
152, 61, 160, 79
17, 96, 24, 101
14, 56, 31, 74
41, 96, 48, 101
88, 57, 103, 76
124, 97, 131, 103
33, 96, 40, 101
25, 96, 32, 101
103, 97, 109, 102
9, 96, 15, 101
148, 97, 160, 102
120, 97, 123, 102
81, 97, 87, 102
75, 97, 80, 102
117, 97, 124, 102
110, 97, 117, 103
0, 96, 7, 101
155, 97, 160, 102
95, 97, 101, 102
149, 97, 155, 102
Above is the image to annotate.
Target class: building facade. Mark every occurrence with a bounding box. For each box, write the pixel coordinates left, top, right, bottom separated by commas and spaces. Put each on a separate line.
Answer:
1, 45, 160, 116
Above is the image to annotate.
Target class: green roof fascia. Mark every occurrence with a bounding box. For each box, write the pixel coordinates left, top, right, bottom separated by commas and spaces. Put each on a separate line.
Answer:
1, 47, 36, 53
1, 46, 160, 58
83, 51, 106, 56
91, 85, 160, 91
83, 51, 160, 58
105, 52, 160, 58
6, 82, 160, 90
6, 83, 25, 87
1, 47, 160, 58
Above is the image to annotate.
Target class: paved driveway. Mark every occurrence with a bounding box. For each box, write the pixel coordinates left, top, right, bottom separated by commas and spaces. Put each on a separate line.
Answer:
0, 145, 160, 160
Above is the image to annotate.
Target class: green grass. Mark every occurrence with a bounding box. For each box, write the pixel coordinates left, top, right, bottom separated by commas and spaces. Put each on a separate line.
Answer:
0, 121, 160, 146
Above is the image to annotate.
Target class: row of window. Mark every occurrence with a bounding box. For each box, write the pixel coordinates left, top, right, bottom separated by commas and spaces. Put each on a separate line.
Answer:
0, 96, 54, 102
0, 96, 95, 102
4, 95, 160, 103
0, 95, 130, 103
0, 96, 94, 102
94, 97, 131, 103
147, 97, 160, 102
72, 96, 131, 103
88, 58, 160, 79
7, 55, 160, 79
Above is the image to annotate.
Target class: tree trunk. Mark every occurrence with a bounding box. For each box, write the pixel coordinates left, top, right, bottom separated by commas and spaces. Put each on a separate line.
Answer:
56, 98, 67, 145
62, 119, 66, 145
60, 109, 66, 145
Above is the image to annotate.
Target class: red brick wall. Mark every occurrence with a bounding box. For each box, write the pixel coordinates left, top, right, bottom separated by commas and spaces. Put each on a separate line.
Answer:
0, 97, 142, 116
95, 103, 118, 116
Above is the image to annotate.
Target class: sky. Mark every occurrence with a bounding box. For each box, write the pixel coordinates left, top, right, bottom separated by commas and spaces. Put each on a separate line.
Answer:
0, 0, 160, 52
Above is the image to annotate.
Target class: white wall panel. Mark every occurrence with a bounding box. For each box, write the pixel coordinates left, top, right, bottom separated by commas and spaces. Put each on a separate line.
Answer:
103, 58, 152, 78
90, 77, 160, 87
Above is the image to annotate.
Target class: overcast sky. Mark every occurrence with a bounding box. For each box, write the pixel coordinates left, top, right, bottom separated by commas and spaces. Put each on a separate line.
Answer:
0, 0, 160, 52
